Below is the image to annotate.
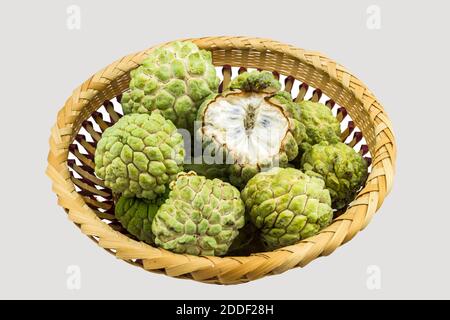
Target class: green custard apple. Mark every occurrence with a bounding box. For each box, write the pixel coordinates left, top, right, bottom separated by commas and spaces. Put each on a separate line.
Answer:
297, 100, 341, 153
121, 41, 220, 133
94, 113, 185, 200
197, 71, 305, 188
241, 167, 333, 250
152, 172, 245, 256
299, 101, 341, 151
115, 194, 167, 244
301, 141, 368, 210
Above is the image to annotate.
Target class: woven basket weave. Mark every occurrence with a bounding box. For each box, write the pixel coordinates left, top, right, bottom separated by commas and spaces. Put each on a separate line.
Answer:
46, 36, 396, 285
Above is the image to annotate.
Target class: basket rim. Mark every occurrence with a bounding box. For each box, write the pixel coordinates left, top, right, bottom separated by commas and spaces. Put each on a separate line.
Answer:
46, 36, 397, 285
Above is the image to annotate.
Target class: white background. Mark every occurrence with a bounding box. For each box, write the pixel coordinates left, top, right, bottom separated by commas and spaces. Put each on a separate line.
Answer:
0, 0, 449, 299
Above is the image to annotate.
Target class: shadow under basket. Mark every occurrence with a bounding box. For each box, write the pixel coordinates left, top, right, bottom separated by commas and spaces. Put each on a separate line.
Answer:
47, 37, 397, 285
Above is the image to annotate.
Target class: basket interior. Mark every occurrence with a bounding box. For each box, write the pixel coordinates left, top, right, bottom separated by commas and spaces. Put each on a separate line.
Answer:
67, 65, 372, 250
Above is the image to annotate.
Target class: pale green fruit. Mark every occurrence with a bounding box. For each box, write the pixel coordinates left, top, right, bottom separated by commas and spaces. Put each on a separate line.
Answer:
241, 167, 333, 250
121, 41, 220, 133
152, 172, 245, 256
94, 113, 185, 200
301, 141, 368, 210
297, 100, 341, 153
115, 195, 167, 244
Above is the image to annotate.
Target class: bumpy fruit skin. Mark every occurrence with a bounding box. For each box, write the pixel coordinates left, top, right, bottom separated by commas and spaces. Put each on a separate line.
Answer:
94, 113, 185, 200
197, 71, 305, 188
301, 142, 368, 210
241, 167, 333, 250
229, 70, 281, 93
121, 41, 220, 132
297, 100, 340, 153
115, 195, 167, 244
152, 172, 245, 256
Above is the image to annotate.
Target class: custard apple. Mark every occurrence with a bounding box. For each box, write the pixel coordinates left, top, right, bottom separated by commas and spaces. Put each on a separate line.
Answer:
301, 141, 368, 210
297, 100, 341, 153
197, 71, 305, 188
121, 41, 220, 133
94, 113, 185, 200
115, 194, 167, 244
229, 70, 284, 93
152, 172, 245, 256
241, 167, 333, 250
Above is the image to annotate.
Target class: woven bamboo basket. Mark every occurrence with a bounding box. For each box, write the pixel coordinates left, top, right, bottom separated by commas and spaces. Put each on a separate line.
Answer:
46, 36, 396, 285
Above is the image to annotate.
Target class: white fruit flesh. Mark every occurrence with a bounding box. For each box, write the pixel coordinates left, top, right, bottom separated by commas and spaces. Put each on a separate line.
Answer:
203, 93, 288, 165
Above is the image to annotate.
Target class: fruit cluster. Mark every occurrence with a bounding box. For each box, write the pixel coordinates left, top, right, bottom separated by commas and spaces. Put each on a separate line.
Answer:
94, 41, 368, 256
